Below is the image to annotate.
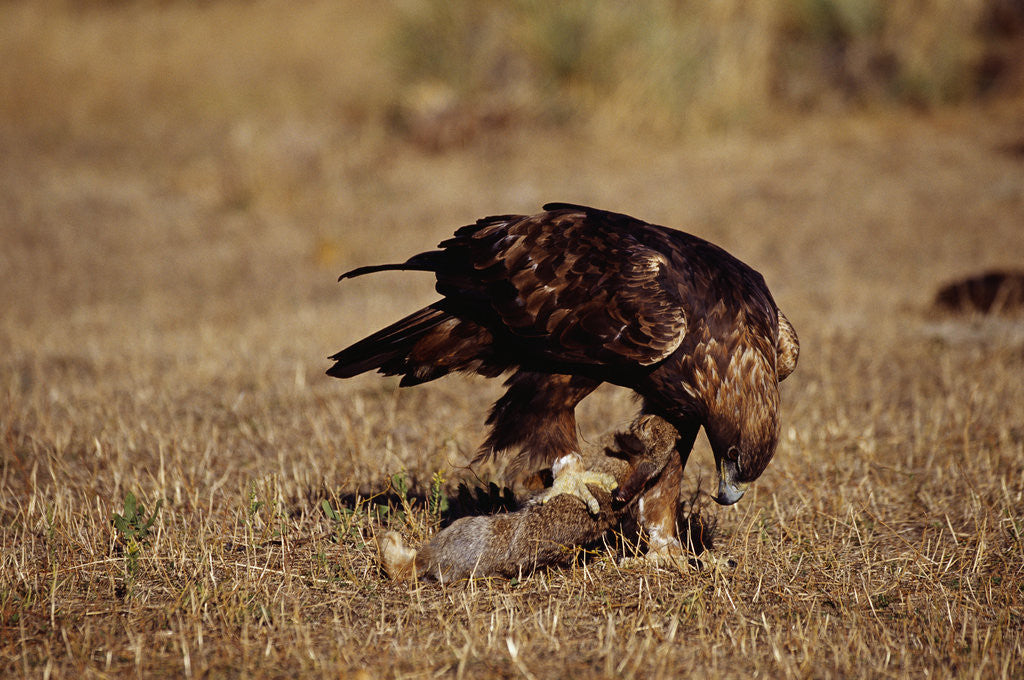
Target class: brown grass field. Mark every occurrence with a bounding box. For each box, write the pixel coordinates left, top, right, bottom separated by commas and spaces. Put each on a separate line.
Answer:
2, 1, 1024, 677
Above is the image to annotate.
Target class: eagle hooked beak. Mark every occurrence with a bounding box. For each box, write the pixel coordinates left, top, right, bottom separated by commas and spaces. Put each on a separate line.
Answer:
715, 450, 749, 506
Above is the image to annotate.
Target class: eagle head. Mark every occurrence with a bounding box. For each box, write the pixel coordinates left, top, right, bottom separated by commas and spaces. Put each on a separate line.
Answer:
706, 399, 779, 505
703, 343, 783, 506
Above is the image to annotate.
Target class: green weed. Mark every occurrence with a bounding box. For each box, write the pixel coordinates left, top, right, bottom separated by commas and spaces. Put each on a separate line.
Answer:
111, 491, 163, 582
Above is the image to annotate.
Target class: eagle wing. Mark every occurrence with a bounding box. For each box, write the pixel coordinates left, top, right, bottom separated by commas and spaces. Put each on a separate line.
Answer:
776, 310, 799, 381
434, 203, 688, 367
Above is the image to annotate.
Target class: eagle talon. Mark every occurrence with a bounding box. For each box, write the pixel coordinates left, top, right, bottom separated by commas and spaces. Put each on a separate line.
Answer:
534, 454, 617, 515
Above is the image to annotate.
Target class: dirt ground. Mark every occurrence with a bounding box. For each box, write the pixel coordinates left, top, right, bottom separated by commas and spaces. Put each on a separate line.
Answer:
2, 1, 1023, 678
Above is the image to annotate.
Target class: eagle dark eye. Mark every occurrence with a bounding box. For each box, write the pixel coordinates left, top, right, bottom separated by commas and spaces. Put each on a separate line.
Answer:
726, 445, 740, 462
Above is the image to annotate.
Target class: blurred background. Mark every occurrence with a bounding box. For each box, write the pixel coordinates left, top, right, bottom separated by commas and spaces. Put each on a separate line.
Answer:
1, 0, 1023, 486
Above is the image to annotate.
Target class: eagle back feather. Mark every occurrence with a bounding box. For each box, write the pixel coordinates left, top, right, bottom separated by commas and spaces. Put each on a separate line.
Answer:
430, 205, 688, 367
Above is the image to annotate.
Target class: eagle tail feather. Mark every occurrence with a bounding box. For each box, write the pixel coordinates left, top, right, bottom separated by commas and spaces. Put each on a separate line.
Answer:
326, 306, 449, 379
338, 251, 447, 281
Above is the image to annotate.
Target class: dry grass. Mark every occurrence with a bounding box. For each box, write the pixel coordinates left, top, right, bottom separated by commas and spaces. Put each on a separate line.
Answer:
2, 1, 1024, 677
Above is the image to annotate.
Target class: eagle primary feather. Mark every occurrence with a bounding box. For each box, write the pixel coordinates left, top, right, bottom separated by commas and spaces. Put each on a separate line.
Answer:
328, 204, 798, 529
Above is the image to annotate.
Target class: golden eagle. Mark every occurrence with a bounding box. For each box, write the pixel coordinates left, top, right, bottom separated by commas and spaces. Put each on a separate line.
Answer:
328, 204, 798, 549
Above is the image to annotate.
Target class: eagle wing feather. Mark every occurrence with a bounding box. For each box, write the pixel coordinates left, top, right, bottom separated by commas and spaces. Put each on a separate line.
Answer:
437, 206, 687, 367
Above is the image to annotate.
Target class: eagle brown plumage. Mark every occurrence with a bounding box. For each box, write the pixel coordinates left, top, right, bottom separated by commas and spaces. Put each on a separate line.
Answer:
328, 203, 798, 550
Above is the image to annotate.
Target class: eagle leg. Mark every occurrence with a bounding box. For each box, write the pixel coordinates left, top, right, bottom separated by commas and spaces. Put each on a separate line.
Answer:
532, 453, 617, 515
623, 418, 700, 562
479, 372, 601, 471
635, 451, 684, 556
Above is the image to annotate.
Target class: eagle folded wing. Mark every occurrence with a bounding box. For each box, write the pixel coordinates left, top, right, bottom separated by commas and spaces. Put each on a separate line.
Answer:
439, 209, 687, 368
776, 310, 800, 381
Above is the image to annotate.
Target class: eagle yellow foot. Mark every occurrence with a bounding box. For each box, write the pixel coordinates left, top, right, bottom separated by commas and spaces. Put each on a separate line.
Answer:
534, 454, 617, 515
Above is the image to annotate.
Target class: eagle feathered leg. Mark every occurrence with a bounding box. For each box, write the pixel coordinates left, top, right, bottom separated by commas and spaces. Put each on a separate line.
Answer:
479, 371, 600, 467
479, 371, 611, 513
